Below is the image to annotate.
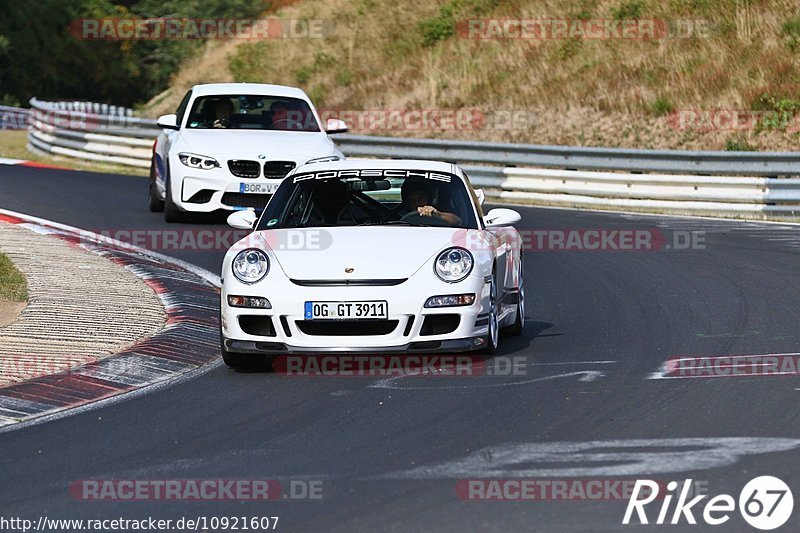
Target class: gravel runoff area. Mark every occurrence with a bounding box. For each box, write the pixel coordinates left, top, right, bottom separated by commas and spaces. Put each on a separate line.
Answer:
0, 221, 166, 386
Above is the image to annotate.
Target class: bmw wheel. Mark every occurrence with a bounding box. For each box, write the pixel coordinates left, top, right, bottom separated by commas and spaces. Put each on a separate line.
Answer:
147, 160, 164, 212
163, 168, 187, 223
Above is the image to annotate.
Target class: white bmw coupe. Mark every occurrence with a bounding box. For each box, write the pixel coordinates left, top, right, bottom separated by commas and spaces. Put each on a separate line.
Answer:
219, 159, 524, 368
149, 83, 347, 222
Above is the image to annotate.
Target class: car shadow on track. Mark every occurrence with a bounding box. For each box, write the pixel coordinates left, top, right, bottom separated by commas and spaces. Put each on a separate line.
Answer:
222, 321, 559, 375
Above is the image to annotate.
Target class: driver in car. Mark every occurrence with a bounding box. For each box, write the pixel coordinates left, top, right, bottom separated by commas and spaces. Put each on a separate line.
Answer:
401, 177, 462, 226
203, 98, 234, 129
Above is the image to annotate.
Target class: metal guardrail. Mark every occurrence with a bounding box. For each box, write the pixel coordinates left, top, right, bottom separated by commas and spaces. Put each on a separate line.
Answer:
335, 135, 800, 177
0, 105, 30, 130
27, 98, 157, 168
25, 98, 800, 219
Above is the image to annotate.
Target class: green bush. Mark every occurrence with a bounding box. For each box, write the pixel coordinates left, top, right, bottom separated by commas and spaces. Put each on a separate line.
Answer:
725, 136, 757, 151
419, 4, 456, 47
335, 69, 353, 86
782, 16, 800, 51
611, 1, 643, 20
296, 65, 314, 85
650, 96, 675, 116
750, 93, 800, 132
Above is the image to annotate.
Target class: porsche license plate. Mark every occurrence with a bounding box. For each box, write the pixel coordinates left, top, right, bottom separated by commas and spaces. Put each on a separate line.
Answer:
304, 301, 388, 320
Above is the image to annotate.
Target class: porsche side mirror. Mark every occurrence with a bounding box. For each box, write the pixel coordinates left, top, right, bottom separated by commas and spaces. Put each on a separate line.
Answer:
227, 210, 257, 230
484, 208, 521, 228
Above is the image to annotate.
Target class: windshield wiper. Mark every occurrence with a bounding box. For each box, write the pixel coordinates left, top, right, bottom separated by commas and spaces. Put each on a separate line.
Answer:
358, 220, 431, 227
278, 222, 335, 228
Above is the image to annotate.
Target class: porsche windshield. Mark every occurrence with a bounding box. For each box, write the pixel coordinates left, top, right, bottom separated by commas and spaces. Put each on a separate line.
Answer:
257, 170, 479, 230
185, 95, 321, 131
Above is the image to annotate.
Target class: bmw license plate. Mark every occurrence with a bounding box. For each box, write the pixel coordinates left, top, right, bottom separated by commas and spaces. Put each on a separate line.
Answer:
239, 182, 280, 194
305, 301, 388, 320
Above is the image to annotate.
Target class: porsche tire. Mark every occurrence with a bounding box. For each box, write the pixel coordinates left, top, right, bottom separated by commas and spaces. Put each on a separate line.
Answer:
481, 276, 500, 355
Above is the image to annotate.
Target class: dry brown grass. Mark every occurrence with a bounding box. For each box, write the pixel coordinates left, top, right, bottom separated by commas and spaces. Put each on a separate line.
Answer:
141, 0, 800, 150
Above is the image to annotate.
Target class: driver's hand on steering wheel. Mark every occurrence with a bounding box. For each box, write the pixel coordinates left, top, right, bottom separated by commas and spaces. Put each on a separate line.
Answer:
417, 205, 439, 218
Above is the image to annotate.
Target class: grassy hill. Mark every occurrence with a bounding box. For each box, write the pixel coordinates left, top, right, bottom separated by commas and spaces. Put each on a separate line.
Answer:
142, 0, 800, 151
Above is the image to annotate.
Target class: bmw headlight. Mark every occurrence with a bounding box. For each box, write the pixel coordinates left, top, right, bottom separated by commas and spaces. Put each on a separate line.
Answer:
434, 247, 473, 283
232, 249, 269, 284
178, 152, 220, 170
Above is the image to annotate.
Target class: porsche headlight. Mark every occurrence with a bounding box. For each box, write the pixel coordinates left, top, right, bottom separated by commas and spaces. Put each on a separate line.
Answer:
434, 247, 473, 283
178, 152, 220, 170
232, 249, 269, 284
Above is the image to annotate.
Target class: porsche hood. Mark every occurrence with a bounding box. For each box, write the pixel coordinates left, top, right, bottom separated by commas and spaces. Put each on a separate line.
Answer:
256, 227, 471, 280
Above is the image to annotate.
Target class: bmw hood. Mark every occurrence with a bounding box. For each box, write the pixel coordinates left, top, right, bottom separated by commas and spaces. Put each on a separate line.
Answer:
257, 227, 470, 280
178, 130, 337, 161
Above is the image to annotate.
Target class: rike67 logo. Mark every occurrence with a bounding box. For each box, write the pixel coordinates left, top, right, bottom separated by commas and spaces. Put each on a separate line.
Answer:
623, 476, 793, 530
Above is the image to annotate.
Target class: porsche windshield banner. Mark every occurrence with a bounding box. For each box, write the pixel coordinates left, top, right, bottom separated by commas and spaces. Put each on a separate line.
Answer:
293, 169, 453, 183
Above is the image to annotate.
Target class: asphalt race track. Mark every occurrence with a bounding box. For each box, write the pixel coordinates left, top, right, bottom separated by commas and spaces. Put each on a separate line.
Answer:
3, 165, 800, 532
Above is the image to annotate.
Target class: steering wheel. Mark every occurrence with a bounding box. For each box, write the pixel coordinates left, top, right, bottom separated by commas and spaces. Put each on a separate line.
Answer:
270, 118, 300, 130
400, 211, 451, 227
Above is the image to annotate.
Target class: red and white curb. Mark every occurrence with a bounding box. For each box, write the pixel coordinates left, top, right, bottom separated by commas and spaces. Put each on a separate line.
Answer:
0, 156, 76, 171
0, 209, 220, 429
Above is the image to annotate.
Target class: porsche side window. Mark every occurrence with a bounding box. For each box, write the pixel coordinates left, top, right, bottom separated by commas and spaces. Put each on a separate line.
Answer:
463, 172, 485, 218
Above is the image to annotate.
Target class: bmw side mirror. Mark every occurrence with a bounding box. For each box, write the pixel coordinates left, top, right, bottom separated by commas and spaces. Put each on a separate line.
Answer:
325, 118, 348, 134
156, 114, 179, 130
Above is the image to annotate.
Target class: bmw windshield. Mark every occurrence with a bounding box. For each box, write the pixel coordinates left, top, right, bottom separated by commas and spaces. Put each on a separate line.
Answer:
185, 95, 321, 131
256, 169, 479, 230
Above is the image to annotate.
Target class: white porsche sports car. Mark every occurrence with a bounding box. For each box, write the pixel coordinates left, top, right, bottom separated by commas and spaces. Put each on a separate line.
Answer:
219, 159, 524, 368
148, 83, 347, 222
